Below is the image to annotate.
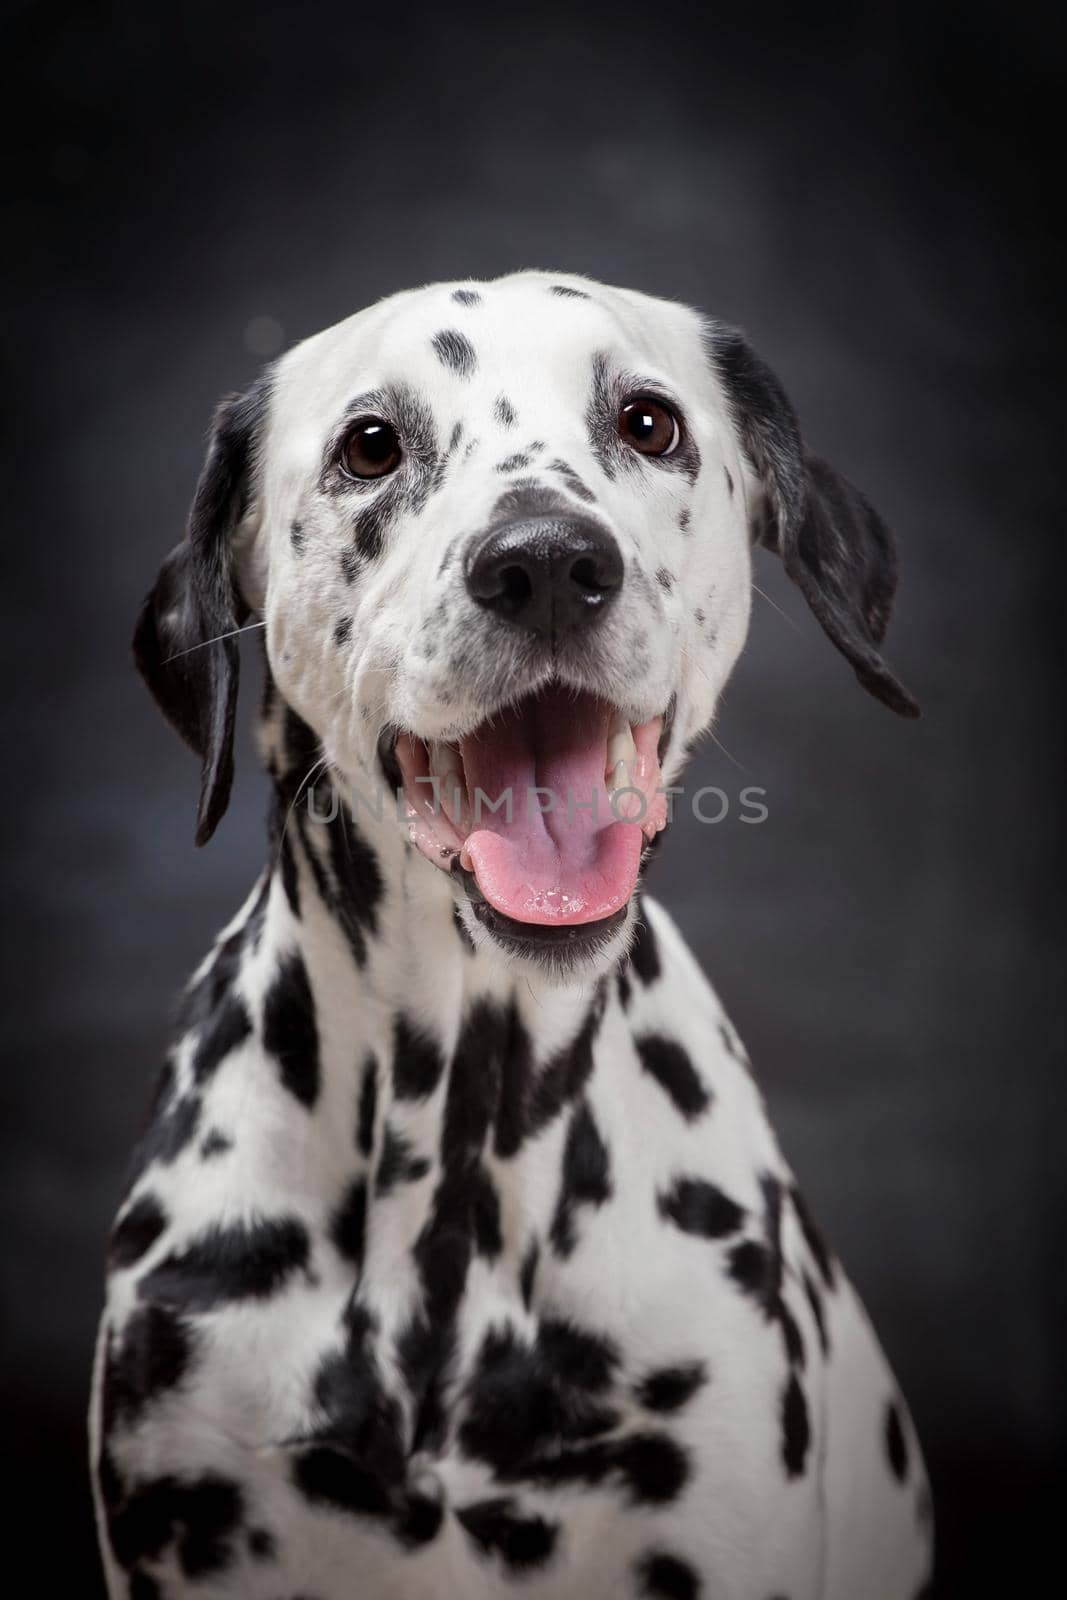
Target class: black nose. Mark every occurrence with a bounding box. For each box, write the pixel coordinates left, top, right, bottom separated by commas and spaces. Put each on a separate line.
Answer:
465, 516, 624, 637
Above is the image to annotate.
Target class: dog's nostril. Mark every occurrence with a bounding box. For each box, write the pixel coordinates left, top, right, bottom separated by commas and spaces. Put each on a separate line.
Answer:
499, 564, 533, 611
570, 555, 607, 594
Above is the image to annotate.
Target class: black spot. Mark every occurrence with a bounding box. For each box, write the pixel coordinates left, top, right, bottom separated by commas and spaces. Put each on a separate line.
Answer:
470, 1164, 503, 1259
356, 1053, 378, 1156
635, 1361, 708, 1414
199, 1128, 232, 1159
519, 1239, 539, 1309
629, 911, 661, 985
549, 1099, 613, 1257
782, 1371, 810, 1476
448, 420, 464, 454
376, 1125, 431, 1195
636, 1549, 702, 1599
351, 495, 394, 562
138, 1215, 310, 1311
498, 983, 605, 1157
493, 395, 517, 427
586, 351, 618, 480
191, 991, 251, 1082
262, 952, 320, 1109
247, 1526, 276, 1559
395, 1488, 445, 1546
458, 1324, 618, 1473
617, 968, 632, 1009
500, 1429, 689, 1505
396, 1004, 501, 1449
886, 1399, 910, 1482
123, 1069, 202, 1191
678, 506, 691, 531
694, 607, 706, 626
635, 1034, 711, 1120
110, 1194, 168, 1269
779, 1300, 806, 1370
396, 1311, 451, 1458
107, 1472, 245, 1580
291, 1444, 392, 1518
103, 1303, 195, 1428
330, 1178, 367, 1266
724, 465, 735, 495
276, 824, 301, 920
289, 520, 305, 553
456, 1497, 559, 1572
659, 1177, 745, 1239
656, 567, 674, 592
802, 1268, 829, 1356
496, 452, 530, 472
333, 615, 353, 648
340, 547, 361, 584
729, 1177, 809, 1375
392, 1013, 445, 1100
549, 283, 591, 299
538, 1317, 619, 1392
431, 328, 477, 377
188, 885, 266, 1007
791, 1185, 835, 1288
549, 457, 597, 503
451, 288, 482, 306
309, 1314, 406, 1495
308, 1303, 406, 1478
295, 785, 383, 971
728, 1238, 773, 1296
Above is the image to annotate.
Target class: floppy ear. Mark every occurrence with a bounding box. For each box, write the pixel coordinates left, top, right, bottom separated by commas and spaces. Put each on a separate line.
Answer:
133, 379, 269, 844
708, 324, 919, 717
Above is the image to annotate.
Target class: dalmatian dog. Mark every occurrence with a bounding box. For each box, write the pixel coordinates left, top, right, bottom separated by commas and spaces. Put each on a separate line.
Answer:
91, 272, 934, 1600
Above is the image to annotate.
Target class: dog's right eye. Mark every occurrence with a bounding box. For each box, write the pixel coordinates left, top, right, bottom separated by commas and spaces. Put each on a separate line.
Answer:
341, 417, 402, 480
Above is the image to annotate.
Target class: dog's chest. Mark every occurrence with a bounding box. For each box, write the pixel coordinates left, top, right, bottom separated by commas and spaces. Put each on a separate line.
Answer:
95, 895, 929, 1598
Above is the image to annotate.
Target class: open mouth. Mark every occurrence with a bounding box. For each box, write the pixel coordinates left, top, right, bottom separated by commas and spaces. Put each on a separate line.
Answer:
391, 683, 668, 933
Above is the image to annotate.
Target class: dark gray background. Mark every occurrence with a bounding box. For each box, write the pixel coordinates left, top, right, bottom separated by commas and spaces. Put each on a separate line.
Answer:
3, 2, 1062, 1593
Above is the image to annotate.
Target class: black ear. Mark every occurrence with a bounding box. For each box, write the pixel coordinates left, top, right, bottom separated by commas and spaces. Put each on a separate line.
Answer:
707, 324, 919, 717
133, 380, 269, 844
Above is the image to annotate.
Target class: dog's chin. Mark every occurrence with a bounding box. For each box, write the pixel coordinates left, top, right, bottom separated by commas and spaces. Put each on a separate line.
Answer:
451, 863, 634, 979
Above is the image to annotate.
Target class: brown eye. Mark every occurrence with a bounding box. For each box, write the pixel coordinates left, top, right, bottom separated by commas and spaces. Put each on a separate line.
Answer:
619, 398, 680, 457
341, 417, 402, 479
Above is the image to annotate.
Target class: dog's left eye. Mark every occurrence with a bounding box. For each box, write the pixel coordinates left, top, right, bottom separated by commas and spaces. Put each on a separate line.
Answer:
619, 398, 680, 457
341, 417, 402, 479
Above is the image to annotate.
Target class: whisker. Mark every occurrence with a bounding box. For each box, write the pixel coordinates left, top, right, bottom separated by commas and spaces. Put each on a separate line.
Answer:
279, 755, 329, 848
164, 621, 266, 663
678, 648, 749, 774
750, 581, 802, 635
704, 727, 749, 775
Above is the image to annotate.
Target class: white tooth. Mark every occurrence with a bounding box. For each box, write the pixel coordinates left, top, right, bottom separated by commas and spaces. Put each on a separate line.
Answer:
609, 759, 630, 794
428, 741, 464, 823
606, 719, 636, 780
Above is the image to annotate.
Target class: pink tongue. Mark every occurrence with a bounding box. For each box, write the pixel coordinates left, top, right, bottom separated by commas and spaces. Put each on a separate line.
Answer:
460, 686, 643, 926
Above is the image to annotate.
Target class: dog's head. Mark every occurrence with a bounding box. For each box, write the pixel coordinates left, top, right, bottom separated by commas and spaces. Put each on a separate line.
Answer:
136, 272, 916, 972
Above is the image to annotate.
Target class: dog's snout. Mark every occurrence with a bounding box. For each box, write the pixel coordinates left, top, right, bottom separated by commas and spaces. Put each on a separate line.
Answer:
465, 516, 624, 637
